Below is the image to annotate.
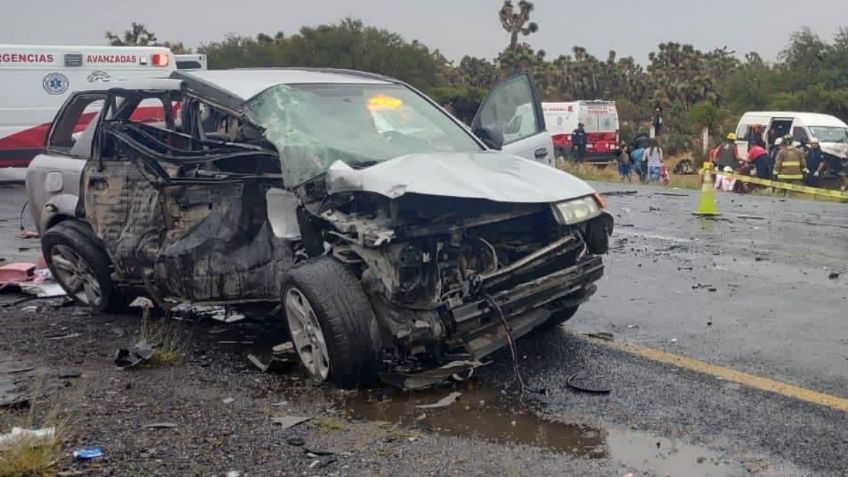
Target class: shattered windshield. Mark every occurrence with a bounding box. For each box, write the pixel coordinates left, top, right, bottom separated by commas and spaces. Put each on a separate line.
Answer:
243, 83, 482, 186
808, 126, 848, 143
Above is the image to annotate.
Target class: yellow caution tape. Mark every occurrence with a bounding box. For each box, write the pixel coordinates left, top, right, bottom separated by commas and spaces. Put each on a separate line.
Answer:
721, 172, 848, 200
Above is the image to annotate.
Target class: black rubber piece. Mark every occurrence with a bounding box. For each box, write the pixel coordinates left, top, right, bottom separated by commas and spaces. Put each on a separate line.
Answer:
40, 220, 125, 313
566, 372, 611, 395
282, 257, 378, 389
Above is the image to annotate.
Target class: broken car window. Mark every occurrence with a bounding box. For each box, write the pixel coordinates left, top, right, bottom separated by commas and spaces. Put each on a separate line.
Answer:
243, 83, 482, 186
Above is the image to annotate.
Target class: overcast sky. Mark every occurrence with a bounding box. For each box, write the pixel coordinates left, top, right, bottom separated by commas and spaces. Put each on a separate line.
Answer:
2, 0, 846, 64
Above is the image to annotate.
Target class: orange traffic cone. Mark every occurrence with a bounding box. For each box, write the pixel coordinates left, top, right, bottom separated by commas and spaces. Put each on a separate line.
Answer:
692, 167, 720, 216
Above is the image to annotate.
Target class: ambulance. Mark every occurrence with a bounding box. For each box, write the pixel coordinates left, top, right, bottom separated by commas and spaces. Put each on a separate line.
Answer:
0, 44, 177, 171
543, 100, 620, 162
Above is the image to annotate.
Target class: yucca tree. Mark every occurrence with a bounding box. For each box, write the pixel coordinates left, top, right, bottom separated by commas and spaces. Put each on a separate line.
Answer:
106, 22, 158, 46
499, 1, 538, 51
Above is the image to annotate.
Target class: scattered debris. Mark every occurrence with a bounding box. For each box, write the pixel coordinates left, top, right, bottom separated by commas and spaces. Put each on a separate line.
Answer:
224, 471, 241, 477
566, 372, 611, 395
380, 360, 483, 390
308, 456, 337, 469
143, 422, 179, 429
707, 287, 718, 292
691, 284, 714, 290
19, 281, 66, 298
670, 338, 678, 343
415, 391, 462, 409
21, 305, 39, 313
6, 367, 35, 375
584, 332, 614, 342
271, 415, 312, 430
247, 343, 300, 373
654, 192, 689, 197
829, 272, 840, 280
129, 297, 154, 309
270, 401, 288, 407
72, 447, 103, 461
0, 427, 54, 449
600, 190, 638, 197
286, 437, 305, 446
222, 397, 235, 404
304, 446, 335, 456
0, 377, 28, 408
58, 371, 82, 379
45, 332, 81, 340
114, 340, 155, 369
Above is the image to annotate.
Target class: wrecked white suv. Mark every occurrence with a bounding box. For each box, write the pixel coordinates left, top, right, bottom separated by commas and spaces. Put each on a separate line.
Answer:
32, 69, 612, 388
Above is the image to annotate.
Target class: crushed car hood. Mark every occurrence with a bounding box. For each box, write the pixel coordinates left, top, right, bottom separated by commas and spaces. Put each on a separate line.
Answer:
325, 152, 595, 203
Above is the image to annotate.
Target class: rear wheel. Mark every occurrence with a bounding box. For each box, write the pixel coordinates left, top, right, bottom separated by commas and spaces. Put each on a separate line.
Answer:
41, 220, 124, 313
282, 258, 378, 388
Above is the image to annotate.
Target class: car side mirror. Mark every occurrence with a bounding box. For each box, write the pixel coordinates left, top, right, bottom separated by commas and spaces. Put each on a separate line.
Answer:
474, 125, 504, 150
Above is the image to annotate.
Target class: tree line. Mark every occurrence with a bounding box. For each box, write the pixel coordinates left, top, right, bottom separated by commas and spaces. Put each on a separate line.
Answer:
107, 2, 848, 154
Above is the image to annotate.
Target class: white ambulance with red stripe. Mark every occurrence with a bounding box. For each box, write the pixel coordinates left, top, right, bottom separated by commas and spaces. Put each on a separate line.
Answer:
0, 45, 176, 170
543, 101, 620, 162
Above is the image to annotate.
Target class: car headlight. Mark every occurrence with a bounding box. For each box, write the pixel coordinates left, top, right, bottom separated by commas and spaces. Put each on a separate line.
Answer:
551, 195, 603, 225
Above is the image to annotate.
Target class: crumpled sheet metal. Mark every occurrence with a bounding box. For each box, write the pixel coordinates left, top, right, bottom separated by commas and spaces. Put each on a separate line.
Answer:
379, 360, 483, 390
325, 152, 595, 203
83, 150, 293, 303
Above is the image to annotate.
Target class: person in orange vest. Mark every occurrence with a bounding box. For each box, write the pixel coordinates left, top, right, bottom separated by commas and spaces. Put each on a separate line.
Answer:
773, 134, 807, 185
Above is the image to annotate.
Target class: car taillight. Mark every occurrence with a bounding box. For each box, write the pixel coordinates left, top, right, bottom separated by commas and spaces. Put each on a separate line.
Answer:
151, 53, 169, 67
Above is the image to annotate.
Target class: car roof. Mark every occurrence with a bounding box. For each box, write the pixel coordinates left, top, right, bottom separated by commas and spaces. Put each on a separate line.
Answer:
172, 68, 396, 108
741, 111, 848, 127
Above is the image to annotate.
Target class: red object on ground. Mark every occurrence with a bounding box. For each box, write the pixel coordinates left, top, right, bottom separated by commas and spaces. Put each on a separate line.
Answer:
0, 262, 37, 286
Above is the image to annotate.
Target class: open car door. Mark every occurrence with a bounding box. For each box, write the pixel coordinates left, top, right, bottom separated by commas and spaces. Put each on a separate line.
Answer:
471, 72, 554, 166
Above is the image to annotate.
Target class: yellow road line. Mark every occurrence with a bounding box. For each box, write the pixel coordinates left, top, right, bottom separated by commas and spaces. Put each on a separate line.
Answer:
590, 338, 848, 413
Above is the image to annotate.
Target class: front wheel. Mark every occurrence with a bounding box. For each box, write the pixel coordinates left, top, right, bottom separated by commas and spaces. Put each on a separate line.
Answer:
543, 305, 579, 328
41, 220, 124, 313
282, 258, 378, 388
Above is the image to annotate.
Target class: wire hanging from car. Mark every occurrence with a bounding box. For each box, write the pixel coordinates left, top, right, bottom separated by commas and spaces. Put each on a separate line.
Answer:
484, 294, 540, 401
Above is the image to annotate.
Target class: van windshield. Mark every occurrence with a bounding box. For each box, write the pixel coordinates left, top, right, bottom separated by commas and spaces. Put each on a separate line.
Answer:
809, 126, 848, 143
243, 83, 482, 186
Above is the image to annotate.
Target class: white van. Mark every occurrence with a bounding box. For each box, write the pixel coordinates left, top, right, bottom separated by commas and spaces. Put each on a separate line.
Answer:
0, 44, 176, 170
735, 111, 848, 161
543, 101, 619, 161
175, 54, 208, 71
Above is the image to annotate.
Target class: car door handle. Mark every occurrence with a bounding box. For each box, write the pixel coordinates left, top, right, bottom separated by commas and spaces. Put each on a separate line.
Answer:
534, 148, 548, 159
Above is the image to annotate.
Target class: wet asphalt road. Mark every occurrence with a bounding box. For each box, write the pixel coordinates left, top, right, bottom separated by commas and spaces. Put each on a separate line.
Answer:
1, 181, 847, 476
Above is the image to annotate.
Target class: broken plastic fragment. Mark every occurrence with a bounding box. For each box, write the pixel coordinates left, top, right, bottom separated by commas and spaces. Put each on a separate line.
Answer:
415, 391, 462, 409
114, 340, 155, 369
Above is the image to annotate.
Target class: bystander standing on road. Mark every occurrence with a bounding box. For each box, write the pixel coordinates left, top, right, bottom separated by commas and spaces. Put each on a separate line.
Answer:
715, 133, 739, 170
645, 139, 663, 184
774, 134, 807, 188
571, 122, 586, 162
617, 142, 632, 182
804, 138, 827, 187
630, 142, 645, 182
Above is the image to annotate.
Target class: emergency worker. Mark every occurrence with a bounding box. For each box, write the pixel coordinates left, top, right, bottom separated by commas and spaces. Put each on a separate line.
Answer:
571, 122, 586, 162
805, 138, 827, 187
716, 133, 739, 170
774, 134, 807, 185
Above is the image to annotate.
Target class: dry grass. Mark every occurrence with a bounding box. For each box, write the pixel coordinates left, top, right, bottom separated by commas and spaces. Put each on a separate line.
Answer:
140, 312, 186, 366
0, 389, 70, 477
557, 157, 703, 190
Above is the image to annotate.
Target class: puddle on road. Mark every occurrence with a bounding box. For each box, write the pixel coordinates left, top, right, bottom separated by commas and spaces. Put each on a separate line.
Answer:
336, 381, 741, 476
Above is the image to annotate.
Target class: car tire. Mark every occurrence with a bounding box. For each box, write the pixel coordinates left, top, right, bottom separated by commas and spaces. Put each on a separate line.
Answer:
282, 257, 378, 389
543, 305, 579, 328
41, 220, 124, 313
